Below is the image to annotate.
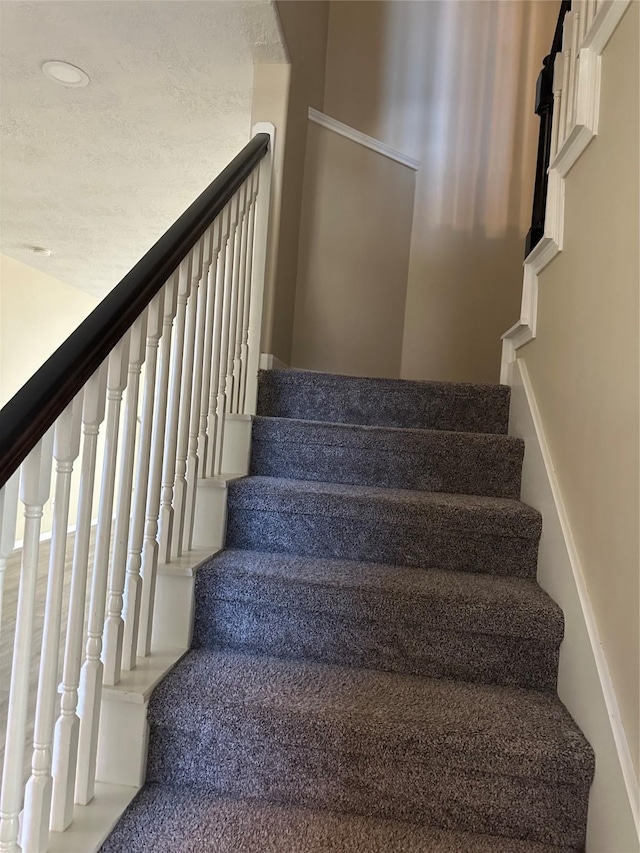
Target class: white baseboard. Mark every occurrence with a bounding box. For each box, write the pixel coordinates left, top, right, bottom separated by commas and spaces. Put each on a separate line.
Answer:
259, 352, 288, 370
508, 358, 639, 853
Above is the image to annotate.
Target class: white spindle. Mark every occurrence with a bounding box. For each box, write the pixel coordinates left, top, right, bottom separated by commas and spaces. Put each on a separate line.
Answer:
172, 234, 208, 558
214, 192, 242, 475
138, 275, 179, 658
586, 0, 597, 33
176, 230, 212, 556
558, 14, 573, 149
567, 10, 580, 129
224, 184, 248, 419
231, 182, 253, 414
0, 432, 54, 853
121, 291, 165, 672
196, 221, 223, 489
550, 53, 565, 162
102, 314, 148, 687
238, 171, 259, 415
157, 250, 196, 565
205, 202, 232, 479
244, 123, 275, 414
0, 472, 19, 635
51, 366, 107, 832
22, 396, 83, 853
75, 334, 131, 806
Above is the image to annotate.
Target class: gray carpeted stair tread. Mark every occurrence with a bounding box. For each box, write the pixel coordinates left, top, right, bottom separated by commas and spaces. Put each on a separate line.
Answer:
227, 476, 541, 577
147, 648, 593, 785
192, 550, 562, 689
251, 416, 524, 498
257, 368, 511, 434
100, 785, 579, 853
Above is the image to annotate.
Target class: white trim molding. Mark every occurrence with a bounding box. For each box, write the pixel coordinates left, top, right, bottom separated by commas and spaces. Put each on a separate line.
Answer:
259, 352, 289, 370
507, 360, 640, 851
501, 0, 631, 382
308, 108, 421, 171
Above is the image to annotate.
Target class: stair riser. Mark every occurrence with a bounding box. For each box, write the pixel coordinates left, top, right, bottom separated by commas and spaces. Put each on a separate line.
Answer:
257, 371, 511, 434
146, 727, 589, 849
226, 510, 540, 578
250, 439, 523, 499
193, 599, 559, 690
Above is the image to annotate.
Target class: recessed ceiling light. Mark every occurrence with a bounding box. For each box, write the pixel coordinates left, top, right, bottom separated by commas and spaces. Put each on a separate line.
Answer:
41, 60, 90, 88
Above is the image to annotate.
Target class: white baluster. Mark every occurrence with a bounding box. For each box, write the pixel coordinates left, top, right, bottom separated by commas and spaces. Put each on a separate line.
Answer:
0, 432, 54, 853
214, 192, 242, 475
196, 219, 223, 485
550, 53, 564, 163
22, 396, 83, 853
577, 0, 587, 45
51, 366, 107, 832
121, 291, 165, 672
224, 184, 248, 418
585, 0, 597, 35
172, 234, 208, 558
157, 250, 196, 565
138, 275, 179, 658
231, 181, 252, 414
102, 313, 148, 687
244, 123, 275, 414
204, 203, 232, 479
175, 230, 212, 557
76, 333, 131, 806
558, 14, 573, 149
567, 10, 580, 130
0, 472, 19, 635
177, 228, 213, 555
238, 172, 259, 414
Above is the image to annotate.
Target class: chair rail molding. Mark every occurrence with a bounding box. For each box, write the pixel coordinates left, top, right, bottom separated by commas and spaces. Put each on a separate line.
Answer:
501, 0, 632, 383
307, 108, 421, 172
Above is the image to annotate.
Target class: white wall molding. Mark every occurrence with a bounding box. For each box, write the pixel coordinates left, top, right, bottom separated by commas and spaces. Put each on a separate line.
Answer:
501, 0, 631, 381
308, 108, 421, 171
508, 359, 639, 851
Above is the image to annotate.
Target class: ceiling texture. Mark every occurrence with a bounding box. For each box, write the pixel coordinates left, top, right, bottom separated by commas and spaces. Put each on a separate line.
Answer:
0, 1, 286, 297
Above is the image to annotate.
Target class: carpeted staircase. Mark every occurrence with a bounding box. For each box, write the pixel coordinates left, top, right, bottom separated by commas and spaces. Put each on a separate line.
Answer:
102, 369, 594, 852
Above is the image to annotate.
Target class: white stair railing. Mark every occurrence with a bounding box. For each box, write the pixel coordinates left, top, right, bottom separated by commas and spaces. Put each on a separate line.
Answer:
0, 125, 273, 852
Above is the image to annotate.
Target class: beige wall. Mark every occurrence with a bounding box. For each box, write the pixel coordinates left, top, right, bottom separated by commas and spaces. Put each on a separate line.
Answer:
253, 1, 329, 365
0, 253, 98, 406
299, 0, 556, 382
519, 3, 639, 771
292, 123, 415, 377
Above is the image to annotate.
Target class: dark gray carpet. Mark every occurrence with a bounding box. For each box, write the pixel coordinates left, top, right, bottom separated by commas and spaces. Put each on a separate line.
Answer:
257, 369, 511, 434
101, 785, 579, 852
102, 368, 593, 853
251, 416, 524, 498
192, 550, 563, 690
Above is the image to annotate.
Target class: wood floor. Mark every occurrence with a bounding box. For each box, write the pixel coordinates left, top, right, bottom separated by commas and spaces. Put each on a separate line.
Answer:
1, 529, 96, 782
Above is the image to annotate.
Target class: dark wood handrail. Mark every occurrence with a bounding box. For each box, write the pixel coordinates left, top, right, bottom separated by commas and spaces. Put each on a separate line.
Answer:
0, 133, 270, 489
524, 0, 571, 257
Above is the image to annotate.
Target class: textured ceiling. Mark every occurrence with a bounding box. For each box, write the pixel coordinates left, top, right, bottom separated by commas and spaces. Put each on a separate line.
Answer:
0, 1, 286, 296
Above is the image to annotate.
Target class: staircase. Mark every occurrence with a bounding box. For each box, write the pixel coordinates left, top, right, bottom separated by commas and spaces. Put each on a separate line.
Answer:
101, 368, 594, 852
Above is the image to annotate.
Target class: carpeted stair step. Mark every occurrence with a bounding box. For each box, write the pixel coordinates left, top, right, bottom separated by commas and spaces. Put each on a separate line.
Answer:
257, 369, 511, 434
144, 650, 594, 850
226, 476, 542, 577
101, 784, 580, 853
193, 550, 562, 690
251, 417, 524, 498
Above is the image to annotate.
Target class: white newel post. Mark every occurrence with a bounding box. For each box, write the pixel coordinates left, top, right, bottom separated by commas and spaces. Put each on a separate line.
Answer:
173, 232, 210, 558
102, 313, 148, 688
214, 191, 241, 475
205, 202, 232, 479
157, 251, 195, 565
237, 171, 259, 415
177, 228, 213, 556
51, 366, 107, 832
22, 396, 83, 853
0, 472, 19, 636
196, 220, 223, 491
76, 333, 131, 806
0, 432, 54, 853
244, 123, 275, 415
138, 274, 179, 658
121, 291, 165, 672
